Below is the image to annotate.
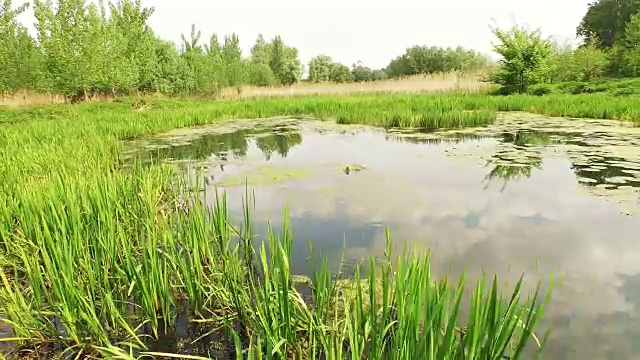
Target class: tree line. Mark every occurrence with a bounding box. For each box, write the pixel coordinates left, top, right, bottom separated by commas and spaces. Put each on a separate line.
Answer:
6, 0, 634, 98
491, 0, 640, 94
0, 0, 490, 98
0, 0, 306, 98
307, 46, 490, 84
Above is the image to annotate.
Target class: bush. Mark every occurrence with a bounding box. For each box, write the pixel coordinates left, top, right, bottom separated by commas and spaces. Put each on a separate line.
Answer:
488, 85, 518, 95
248, 63, 277, 87
527, 84, 553, 96
592, 82, 614, 92
490, 26, 553, 93
613, 88, 635, 97
558, 81, 595, 94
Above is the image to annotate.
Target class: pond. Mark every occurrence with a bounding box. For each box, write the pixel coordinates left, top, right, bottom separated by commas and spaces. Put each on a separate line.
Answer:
127, 113, 640, 360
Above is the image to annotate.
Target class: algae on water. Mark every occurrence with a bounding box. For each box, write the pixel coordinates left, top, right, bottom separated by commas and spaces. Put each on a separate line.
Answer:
126, 113, 640, 214
214, 165, 315, 187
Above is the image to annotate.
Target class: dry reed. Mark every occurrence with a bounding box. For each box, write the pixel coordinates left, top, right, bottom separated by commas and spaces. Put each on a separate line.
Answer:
220, 72, 490, 99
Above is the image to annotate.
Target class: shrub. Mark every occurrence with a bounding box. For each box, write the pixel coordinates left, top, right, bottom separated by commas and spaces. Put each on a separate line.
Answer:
613, 88, 635, 97
558, 81, 595, 94
488, 85, 517, 95
527, 84, 553, 96
490, 26, 553, 93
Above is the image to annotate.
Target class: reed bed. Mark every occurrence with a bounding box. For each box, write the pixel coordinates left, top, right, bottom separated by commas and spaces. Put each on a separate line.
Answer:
0, 178, 550, 359
3, 91, 622, 358
218, 72, 490, 99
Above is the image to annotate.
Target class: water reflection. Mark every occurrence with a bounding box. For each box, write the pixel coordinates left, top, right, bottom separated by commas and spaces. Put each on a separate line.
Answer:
481, 131, 550, 191
255, 131, 303, 160
128, 114, 640, 359
572, 156, 640, 189
502, 131, 553, 147
136, 123, 303, 164
385, 131, 486, 145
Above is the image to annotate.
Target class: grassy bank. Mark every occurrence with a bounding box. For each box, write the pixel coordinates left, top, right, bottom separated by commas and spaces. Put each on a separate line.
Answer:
1, 91, 628, 358
523, 77, 640, 97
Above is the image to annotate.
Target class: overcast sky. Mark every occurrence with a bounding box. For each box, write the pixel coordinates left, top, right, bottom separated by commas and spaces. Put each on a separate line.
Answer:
19, 0, 591, 69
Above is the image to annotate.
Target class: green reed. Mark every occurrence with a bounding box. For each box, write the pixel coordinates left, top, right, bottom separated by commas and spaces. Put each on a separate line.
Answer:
215, 198, 550, 360
1, 172, 550, 359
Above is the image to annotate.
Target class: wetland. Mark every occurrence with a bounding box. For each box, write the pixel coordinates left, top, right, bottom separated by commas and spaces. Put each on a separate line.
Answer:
127, 112, 640, 359
5, 0, 640, 355
3, 95, 640, 359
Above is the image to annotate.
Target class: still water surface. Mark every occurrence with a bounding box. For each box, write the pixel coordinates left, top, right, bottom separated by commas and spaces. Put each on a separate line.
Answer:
129, 113, 640, 359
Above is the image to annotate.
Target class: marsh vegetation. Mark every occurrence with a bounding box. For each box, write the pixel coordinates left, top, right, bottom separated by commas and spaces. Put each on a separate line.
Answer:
1, 97, 563, 360
3, 93, 640, 359
3, 0, 640, 358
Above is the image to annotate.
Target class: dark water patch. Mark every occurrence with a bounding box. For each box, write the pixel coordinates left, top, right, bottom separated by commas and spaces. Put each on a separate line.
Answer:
127, 113, 640, 359
572, 155, 640, 189
146, 310, 237, 359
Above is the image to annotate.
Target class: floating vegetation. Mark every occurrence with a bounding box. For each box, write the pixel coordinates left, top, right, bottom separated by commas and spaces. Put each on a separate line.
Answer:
342, 164, 367, 175
400, 113, 640, 211
132, 110, 640, 214
215, 165, 315, 187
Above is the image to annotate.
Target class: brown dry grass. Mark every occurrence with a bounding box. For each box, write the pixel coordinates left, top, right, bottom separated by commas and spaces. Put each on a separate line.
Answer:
0, 90, 67, 107
0, 90, 118, 107
220, 71, 490, 99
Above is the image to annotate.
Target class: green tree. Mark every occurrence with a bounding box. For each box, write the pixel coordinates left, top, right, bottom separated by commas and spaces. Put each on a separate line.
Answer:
100, 2, 135, 94
178, 26, 247, 94
1, 1, 30, 92
544, 40, 575, 82
352, 61, 373, 82
250, 34, 271, 65
385, 45, 488, 78
221, 33, 245, 89
151, 38, 184, 94
0, 0, 49, 93
35, 0, 83, 96
329, 63, 354, 83
179, 24, 211, 94
202, 34, 225, 90
308, 55, 333, 82
181, 23, 202, 52
269, 35, 286, 82
268, 36, 301, 85
278, 55, 302, 85
622, 13, 640, 76
571, 37, 608, 80
490, 25, 553, 94
108, 0, 156, 92
247, 63, 276, 86
11, 27, 50, 92
386, 54, 412, 77
577, 0, 640, 48
371, 69, 387, 81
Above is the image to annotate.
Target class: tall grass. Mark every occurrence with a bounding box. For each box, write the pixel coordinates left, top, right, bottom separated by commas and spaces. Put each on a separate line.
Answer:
1, 175, 550, 359
218, 71, 490, 99
0, 91, 606, 358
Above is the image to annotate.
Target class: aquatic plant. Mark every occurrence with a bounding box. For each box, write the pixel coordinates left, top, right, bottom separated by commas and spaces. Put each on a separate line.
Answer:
0, 174, 550, 359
